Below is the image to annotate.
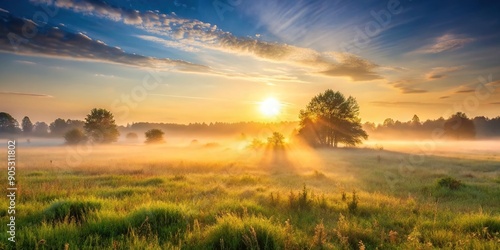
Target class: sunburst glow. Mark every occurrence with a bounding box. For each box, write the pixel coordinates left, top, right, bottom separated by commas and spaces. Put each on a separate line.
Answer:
260, 97, 281, 117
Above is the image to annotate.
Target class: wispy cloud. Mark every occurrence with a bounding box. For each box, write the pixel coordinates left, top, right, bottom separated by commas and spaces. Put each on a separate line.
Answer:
425, 66, 465, 80
14, 60, 37, 65
388, 79, 428, 94
417, 34, 474, 54
94, 73, 115, 78
0, 91, 53, 98
30, 0, 384, 81
379, 66, 409, 72
318, 52, 383, 81
455, 89, 474, 94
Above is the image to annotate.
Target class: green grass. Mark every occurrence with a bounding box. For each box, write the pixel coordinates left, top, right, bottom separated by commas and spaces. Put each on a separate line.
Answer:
0, 145, 499, 249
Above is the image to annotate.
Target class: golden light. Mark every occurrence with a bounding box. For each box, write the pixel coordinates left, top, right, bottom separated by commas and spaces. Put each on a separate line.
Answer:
260, 97, 281, 117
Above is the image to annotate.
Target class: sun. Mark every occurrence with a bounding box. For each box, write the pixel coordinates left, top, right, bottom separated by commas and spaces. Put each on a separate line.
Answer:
260, 97, 281, 117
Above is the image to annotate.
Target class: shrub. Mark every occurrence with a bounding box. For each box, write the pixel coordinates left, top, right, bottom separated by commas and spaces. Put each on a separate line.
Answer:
64, 128, 87, 145
145, 129, 165, 144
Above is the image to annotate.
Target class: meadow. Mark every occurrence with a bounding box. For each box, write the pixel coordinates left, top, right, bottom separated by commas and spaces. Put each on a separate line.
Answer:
0, 140, 499, 249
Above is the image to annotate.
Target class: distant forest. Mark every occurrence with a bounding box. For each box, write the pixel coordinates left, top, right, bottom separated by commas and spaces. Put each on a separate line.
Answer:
1, 111, 499, 140
364, 114, 500, 140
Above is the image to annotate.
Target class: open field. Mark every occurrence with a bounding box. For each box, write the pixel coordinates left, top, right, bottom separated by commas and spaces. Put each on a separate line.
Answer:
1, 142, 499, 249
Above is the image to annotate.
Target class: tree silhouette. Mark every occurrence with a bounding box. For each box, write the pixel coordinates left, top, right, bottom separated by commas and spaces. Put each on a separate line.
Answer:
145, 129, 165, 144
33, 122, 49, 136
49, 118, 68, 136
0, 112, 20, 134
411, 114, 421, 126
267, 132, 285, 148
22, 116, 33, 134
64, 128, 87, 144
444, 112, 475, 140
383, 118, 395, 127
84, 108, 120, 143
298, 90, 367, 148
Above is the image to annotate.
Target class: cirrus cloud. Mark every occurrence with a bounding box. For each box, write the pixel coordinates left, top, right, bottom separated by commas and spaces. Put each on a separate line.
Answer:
0, 91, 53, 98
417, 34, 474, 54
425, 66, 465, 80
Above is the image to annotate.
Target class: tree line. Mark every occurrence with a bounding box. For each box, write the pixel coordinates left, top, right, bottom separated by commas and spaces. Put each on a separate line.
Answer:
364, 113, 500, 140
0, 113, 85, 137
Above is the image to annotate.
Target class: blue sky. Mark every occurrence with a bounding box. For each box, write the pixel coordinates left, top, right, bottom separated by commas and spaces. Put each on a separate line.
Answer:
0, 0, 499, 124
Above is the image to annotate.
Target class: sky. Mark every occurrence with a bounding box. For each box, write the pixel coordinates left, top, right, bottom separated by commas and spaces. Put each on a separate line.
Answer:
0, 0, 499, 125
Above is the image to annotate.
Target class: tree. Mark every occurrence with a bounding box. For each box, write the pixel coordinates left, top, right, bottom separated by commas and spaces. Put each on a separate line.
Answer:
145, 129, 165, 144
444, 112, 475, 140
383, 118, 395, 127
33, 122, 49, 136
0, 112, 20, 134
22, 116, 33, 134
298, 90, 367, 148
267, 132, 285, 148
64, 128, 87, 144
49, 118, 68, 136
84, 108, 120, 143
67, 119, 85, 131
411, 114, 421, 126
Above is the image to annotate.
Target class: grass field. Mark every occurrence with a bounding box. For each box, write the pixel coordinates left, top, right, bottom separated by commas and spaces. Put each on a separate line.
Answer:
1, 142, 499, 249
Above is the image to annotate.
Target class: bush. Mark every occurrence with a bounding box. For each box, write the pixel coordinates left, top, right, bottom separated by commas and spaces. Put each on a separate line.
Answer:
437, 177, 463, 190
145, 129, 165, 144
64, 128, 87, 145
